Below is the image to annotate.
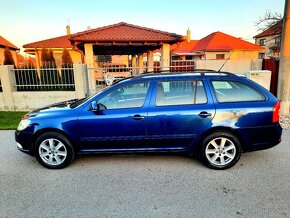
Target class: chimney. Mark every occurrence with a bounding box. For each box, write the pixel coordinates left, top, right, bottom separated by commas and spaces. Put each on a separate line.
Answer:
187, 28, 191, 43
66, 25, 71, 35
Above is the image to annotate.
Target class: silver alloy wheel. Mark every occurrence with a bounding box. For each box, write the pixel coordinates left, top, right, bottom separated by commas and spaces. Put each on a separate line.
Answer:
39, 138, 67, 166
205, 137, 236, 166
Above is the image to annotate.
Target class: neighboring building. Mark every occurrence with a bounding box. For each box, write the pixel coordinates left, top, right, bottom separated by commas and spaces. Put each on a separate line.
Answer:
171, 29, 199, 60
23, 25, 130, 68
172, 31, 264, 60
253, 20, 282, 59
0, 35, 19, 65
23, 26, 83, 68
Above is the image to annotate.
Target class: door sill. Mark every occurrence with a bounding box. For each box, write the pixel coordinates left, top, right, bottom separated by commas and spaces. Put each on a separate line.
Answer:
78, 147, 187, 154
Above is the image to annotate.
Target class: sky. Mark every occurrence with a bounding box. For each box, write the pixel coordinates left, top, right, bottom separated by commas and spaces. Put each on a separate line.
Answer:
0, 0, 285, 55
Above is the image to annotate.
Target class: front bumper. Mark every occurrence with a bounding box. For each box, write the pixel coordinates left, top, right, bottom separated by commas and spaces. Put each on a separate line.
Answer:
17, 142, 31, 154
15, 130, 34, 155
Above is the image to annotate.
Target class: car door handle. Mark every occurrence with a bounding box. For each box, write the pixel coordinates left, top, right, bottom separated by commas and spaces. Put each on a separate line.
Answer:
132, 114, 145, 120
198, 111, 212, 118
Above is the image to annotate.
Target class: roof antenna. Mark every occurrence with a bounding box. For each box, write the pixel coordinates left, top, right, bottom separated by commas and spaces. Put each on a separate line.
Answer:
217, 51, 234, 72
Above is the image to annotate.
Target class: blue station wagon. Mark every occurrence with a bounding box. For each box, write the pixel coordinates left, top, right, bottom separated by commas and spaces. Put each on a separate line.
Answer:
15, 71, 282, 169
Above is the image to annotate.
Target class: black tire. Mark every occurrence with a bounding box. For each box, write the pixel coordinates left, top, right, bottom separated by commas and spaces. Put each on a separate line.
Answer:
200, 131, 242, 170
34, 132, 75, 169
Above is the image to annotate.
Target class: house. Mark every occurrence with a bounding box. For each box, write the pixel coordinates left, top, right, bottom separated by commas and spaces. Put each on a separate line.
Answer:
23, 25, 130, 68
172, 31, 264, 60
23, 26, 83, 68
0, 35, 19, 65
253, 20, 282, 59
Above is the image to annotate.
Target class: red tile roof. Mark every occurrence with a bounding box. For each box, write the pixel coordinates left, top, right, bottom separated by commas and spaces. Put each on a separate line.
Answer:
0, 36, 19, 50
69, 22, 182, 43
171, 39, 199, 53
23, 35, 72, 49
254, 20, 283, 38
193, 31, 264, 52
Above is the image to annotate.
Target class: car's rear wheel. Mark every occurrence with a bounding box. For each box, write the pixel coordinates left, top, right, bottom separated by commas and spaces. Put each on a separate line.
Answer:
200, 131, 242, 170
34, 132, 75, 169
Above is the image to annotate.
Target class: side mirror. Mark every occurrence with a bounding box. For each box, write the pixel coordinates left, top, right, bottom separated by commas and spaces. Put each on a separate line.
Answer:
90, 101, 107, 112
90, 101, 98, 112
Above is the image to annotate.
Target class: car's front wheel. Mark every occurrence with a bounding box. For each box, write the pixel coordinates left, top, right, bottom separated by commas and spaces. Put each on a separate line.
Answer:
34, 132, 75, 169
200, 131, 242, 170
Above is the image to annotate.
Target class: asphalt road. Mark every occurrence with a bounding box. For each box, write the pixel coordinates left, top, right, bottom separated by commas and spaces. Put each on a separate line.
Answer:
1, 130, 290, 218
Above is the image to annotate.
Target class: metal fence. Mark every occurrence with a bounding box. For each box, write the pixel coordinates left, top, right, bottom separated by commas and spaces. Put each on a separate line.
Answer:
153, 60, 195, 72
13, 64, 75, 91
89, 61, 195, 87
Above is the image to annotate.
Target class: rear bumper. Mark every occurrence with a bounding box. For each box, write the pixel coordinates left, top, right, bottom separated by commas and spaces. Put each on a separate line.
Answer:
237, 123, 282, 152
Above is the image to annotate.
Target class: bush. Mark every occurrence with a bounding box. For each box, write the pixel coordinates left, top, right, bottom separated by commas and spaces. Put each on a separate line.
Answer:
40, 48, 61, 90
3, 46, 15, 66
60, 48, 75, 91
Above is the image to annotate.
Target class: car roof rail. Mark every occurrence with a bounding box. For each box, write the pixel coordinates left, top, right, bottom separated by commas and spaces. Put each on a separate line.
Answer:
140, 70, 237, 77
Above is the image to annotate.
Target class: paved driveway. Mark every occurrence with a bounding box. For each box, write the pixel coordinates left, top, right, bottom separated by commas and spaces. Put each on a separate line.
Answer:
1, 130, 290, 218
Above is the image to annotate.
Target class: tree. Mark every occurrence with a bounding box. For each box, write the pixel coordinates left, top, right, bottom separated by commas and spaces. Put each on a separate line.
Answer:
255, 11, 283, 57
40, 48, 60, 90
3, 46, 15, 66
61, 48, 73, 65
40, 48, 50, 66
255, 11, 283, 32
49, 49, 56, 67
61, 48, 75, 90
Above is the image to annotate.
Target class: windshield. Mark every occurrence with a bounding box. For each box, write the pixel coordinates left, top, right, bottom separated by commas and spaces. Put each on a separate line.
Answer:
69, 85, 113, 108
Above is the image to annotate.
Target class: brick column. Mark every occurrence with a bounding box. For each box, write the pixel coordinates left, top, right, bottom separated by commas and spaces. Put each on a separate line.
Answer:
0, 65, 16, 110
73, 64, 88, 99
84, 43, 96, 95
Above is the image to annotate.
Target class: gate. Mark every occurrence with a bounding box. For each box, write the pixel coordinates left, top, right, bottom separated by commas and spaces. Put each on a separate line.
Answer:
262, 59, 279, 96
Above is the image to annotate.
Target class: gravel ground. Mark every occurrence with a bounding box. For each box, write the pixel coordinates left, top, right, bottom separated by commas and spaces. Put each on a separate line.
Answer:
280, 116, 290, 130
1, 130, 290, 218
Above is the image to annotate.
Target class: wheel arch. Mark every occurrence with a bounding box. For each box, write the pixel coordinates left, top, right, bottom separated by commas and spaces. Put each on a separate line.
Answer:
195, 126, 245, 153
31, 128, 76, 153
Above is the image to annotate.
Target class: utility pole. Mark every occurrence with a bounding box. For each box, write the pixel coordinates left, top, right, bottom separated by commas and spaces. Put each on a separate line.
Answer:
278, 0, 290, 115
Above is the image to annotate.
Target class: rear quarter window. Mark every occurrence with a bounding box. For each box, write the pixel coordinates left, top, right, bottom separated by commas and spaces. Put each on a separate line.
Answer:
211, 80, 265, 103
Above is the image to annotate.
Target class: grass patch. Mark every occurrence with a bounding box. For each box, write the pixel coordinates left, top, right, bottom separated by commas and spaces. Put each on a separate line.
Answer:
0, 111, 28, 130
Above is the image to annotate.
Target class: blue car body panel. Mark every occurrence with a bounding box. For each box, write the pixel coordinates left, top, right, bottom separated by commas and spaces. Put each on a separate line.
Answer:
15, 73, 282, 156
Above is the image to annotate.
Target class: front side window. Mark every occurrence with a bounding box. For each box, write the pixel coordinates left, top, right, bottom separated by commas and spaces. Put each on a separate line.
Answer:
212, 80, 265, 103
98, 82, 150, 109
156, 80, 207, 106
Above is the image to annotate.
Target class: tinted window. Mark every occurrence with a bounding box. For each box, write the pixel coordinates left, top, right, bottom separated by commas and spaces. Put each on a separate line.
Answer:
212, 80, 265, 103
156, 80, 207, 106
98, 82, 150, 109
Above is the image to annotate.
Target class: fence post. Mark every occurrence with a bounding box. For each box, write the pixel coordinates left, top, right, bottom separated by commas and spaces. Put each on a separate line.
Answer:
147, 51, 154, 72
73, 64, 88, 99
0, 65, 16, 111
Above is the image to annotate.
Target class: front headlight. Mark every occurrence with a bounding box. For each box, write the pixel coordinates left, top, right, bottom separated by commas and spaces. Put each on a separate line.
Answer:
17, 119, 31, 131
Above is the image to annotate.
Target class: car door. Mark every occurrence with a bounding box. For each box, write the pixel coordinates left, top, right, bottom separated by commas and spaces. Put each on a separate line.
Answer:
77, 81, 151, 151
147, 79, 215, 150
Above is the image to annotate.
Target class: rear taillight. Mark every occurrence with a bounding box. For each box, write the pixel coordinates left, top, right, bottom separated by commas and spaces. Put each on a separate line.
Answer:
272, 101, 280, 123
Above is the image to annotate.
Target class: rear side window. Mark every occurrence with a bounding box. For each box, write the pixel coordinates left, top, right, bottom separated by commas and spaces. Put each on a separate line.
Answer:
211, 80, 265, 103
156, 80, 207, 106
